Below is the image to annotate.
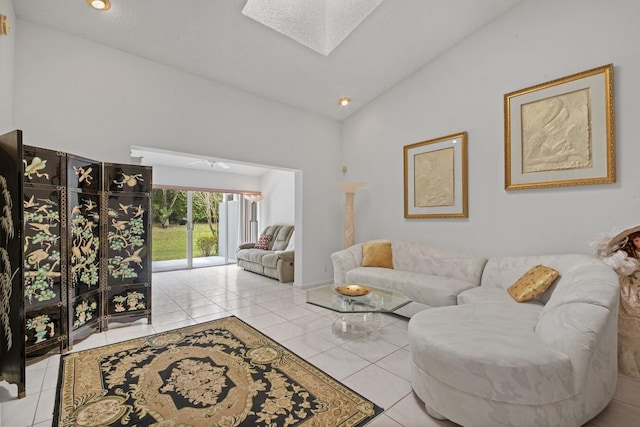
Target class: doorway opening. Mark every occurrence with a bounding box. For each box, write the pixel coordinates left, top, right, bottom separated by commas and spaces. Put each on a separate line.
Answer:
151, 188, 242, 272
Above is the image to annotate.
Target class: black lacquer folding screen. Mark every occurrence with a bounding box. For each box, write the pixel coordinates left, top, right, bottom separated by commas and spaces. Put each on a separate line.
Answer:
104, 164, 152, 328
0, 130, 152, 397
67, 154, 103, 344
22, 146, 67, 357
0, 130, 26, 398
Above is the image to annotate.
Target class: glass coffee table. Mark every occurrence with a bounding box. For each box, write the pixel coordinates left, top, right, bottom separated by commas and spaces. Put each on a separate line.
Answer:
306, 284, 411, 339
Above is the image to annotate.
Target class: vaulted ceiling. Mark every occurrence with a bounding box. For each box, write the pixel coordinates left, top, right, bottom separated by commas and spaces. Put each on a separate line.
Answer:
13, 0, 524, 121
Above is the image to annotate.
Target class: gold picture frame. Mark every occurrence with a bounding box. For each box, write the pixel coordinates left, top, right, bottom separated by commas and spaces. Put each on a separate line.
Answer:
404, 132, 468, 218
504, 64, 615, 190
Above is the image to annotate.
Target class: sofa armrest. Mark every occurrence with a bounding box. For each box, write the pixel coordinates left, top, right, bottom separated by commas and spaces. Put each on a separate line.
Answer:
277, 251, 294, 261
238, 242, 256, 250
331, 245, 363, 284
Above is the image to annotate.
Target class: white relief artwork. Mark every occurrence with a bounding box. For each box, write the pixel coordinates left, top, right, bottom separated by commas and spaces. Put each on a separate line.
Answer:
521, 88, 592, 173
414, 148, 454, 207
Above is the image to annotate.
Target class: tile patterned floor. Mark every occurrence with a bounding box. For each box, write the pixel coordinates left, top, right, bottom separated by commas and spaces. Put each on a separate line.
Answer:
1, 265, 639, 426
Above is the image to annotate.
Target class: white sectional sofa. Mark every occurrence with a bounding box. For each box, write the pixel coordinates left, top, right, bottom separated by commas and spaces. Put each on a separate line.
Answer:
331, 240, 488, 313
331, 241, 620, 427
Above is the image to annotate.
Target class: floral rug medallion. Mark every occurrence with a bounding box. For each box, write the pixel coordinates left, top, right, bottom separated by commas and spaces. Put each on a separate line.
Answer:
54, 316, 382, 426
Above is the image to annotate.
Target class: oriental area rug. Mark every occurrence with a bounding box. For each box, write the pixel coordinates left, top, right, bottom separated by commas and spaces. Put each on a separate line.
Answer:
53, 316, 382, 426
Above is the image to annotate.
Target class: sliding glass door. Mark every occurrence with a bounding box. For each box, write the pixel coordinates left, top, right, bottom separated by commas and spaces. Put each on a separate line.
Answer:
152, 189, 188, 271
152, 188, 239, 272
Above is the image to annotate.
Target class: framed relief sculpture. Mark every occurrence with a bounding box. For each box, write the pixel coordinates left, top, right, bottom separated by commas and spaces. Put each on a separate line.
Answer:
404, 132, 468, 218
504, 64, 615, 190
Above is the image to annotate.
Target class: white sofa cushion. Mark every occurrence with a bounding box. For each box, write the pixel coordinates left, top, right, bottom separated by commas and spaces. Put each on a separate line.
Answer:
392, 240, 487, 285
346, 267, 476, 307
409, 303, 576, 405
457, 286, 543, 306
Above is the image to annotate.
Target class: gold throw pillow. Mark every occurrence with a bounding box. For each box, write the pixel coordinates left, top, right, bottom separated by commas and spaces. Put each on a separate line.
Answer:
507, 265, 560, 302
361, 241, 393, 269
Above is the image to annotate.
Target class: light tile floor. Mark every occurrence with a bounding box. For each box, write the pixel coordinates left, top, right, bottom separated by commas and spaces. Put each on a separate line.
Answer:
1, 265, 639, 426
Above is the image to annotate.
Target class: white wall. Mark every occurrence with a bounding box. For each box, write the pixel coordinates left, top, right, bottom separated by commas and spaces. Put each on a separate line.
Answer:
219, 199, 239, 259
151, 164, 261, 193
13, 20, 343, 286
342, 0, 640, 258
260, 169, 295, 227
0, 0, 14, 134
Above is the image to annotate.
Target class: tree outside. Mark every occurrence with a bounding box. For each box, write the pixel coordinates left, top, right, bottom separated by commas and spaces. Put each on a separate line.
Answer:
151, 189, 223, 261
152, 189, 186, 227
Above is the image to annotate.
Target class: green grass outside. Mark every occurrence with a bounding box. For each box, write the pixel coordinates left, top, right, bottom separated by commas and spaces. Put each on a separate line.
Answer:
152, 223, 217, 261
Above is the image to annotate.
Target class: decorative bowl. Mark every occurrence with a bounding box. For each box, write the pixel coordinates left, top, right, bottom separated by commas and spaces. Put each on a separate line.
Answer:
334, 284, 371, 297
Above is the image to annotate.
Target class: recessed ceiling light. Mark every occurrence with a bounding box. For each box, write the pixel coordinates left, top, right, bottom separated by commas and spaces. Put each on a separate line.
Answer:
338, 97, 351, 106
86, 0, 111, 11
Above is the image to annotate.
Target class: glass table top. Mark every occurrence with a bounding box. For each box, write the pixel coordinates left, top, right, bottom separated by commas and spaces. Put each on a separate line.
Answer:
306, 284, 411, 314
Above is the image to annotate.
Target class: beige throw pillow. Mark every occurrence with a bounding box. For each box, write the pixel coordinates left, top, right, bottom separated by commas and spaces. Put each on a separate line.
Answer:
507, 265, 560, 302
362, 241, 393, 269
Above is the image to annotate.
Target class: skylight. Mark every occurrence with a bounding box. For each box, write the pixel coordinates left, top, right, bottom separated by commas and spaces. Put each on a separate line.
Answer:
242, 0, 384, 56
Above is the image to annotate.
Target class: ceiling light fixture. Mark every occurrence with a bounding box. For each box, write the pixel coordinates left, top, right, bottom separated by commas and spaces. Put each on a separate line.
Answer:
187, 158, 232, 170
86, 0, 111, 11
244, 194, 264, 203
338, 97, 351, 106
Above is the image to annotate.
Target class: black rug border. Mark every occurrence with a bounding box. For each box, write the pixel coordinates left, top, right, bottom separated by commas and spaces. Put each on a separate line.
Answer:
52, 315, 384, 426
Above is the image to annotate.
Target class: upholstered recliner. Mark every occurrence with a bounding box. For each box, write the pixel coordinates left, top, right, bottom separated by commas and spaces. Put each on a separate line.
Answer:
236, 225, 294, 283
